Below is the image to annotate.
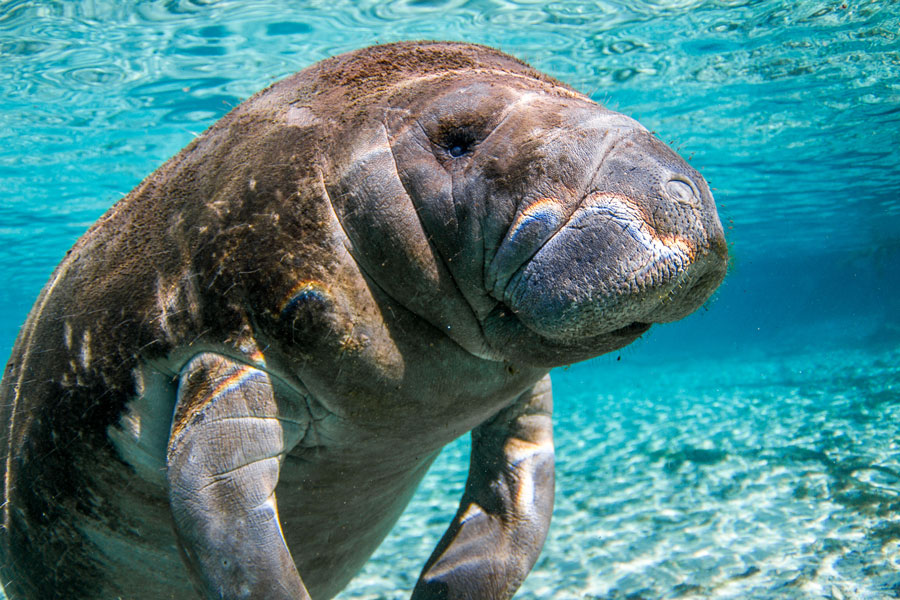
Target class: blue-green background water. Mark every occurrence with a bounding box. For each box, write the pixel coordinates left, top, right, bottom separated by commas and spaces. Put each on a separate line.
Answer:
1, 1, 898, 598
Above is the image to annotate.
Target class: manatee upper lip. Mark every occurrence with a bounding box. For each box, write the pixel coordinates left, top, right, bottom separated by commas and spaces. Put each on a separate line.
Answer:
500, 191, 695, 305
485, 197, 570, 301
494, 190, 710, 341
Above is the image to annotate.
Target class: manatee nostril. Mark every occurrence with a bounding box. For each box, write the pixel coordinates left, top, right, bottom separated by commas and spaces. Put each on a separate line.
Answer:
665, 177, 699, 206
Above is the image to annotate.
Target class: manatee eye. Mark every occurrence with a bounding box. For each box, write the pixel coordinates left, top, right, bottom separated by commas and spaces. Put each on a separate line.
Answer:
444, 130, 476, 158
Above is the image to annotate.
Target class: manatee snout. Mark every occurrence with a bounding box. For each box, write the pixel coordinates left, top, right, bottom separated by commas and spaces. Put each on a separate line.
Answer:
493, 124, 728, 348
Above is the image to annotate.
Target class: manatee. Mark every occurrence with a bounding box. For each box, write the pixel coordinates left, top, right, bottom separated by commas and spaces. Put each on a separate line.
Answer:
0, 41, 727, 600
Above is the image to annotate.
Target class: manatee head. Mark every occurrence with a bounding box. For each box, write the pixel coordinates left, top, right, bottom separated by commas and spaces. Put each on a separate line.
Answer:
318, 42, 727, 367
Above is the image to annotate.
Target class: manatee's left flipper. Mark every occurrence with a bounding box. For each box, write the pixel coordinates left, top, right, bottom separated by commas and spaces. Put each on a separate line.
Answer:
166, 352, 310, 600
412, 375, 555, 600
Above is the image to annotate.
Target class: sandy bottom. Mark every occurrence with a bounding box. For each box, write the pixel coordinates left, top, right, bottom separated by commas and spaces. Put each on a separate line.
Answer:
2, 347, 896, 599
340, 347, 900, 600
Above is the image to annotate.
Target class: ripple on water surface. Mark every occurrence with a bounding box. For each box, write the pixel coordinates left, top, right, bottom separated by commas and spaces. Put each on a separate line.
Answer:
2, 1, 898, 259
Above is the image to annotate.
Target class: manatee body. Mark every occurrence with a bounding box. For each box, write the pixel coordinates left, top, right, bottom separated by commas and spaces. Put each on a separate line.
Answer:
0, 42, 727, 600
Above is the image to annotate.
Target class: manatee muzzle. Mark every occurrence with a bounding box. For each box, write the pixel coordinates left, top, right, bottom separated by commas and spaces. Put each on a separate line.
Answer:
492, 188, 727, 343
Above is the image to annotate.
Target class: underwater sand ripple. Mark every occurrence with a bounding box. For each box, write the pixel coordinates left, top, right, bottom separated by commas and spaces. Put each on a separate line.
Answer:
341, 348, 900, 599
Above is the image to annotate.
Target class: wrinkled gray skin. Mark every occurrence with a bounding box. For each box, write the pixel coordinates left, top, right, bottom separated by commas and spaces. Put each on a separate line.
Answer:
0, 42, 727, 600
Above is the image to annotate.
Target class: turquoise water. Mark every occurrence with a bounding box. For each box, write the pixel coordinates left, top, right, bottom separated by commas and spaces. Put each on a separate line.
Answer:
1, 1, 898, 598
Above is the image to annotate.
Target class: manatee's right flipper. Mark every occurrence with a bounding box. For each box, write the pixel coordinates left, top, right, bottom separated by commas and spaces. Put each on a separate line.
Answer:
166, 353, 310, 600
412, 375, 555, 600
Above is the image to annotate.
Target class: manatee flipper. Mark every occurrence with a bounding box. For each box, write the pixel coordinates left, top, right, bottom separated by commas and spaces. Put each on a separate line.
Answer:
412, 375, 555, 600
166, 353, 310, 600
